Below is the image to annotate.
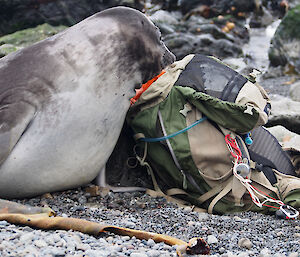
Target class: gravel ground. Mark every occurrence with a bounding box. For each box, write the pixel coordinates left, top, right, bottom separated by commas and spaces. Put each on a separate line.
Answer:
1, 187, 299, 257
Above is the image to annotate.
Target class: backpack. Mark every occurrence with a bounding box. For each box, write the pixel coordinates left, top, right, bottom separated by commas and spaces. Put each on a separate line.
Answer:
127, 54, 300, 215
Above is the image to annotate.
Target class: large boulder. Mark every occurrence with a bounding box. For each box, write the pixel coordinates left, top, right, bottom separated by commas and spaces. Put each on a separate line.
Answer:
267, 95, 300, 134
268, 5, 300, 72
267, 125, 300, 150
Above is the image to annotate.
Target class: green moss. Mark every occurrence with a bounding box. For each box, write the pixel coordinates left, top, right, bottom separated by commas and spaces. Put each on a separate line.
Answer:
0, 23, 67, 48
0, 44, 21, 57
274, 5, 300, 40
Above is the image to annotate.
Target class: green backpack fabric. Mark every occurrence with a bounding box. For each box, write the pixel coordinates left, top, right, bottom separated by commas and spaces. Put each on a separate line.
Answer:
127, 54, 300, 215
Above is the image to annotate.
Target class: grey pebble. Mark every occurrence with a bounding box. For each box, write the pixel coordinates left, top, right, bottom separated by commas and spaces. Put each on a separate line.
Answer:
124, 221, 136, 229
219, 247, 226, 253
207, 235, 218, 244
160, 254, 172, 257
122, 236, 131, 241
22, 226, 34, 232
78, 195, 87, 204
116, 239, 123, 245
20, 232, 34, 242
106, 236, 114, 243
45, 247, 65, 256
55, 238, 67, 247
238, 238, 252, 249
0, 221, 8, 226
52, 233, 62, 243
99, 237, 108, 245
45, 236, 56, 246
147, 249, 161, 257
198, 212, 209, 221
76, 243, 90, 251
130, 253, 148, 257
238, 253, 249, 257
34, 239, 48, 248
289, 253, 299, 257
163, 244, 172, 251
260, 248, 271, 257
23, 254, 36, 257
233, 216, 243, 222
273, 253, 287, 257
153, 243, 160, 250
147, 239, 156, 247
109, 244, 123, 252
85, 249, 110, 257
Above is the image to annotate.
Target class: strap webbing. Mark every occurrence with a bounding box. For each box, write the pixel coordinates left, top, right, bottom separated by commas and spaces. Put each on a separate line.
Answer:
208, 178, 233, 214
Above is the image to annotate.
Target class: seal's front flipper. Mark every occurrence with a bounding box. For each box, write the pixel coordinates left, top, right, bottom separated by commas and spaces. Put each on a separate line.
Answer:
0, 102, 36, 165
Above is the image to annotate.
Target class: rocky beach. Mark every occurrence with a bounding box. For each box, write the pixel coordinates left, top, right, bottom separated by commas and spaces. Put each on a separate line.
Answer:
0, 188, 299, 257
1, 0, 300, 256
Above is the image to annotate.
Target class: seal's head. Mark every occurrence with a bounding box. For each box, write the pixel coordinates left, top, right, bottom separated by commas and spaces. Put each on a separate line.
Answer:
98, 7, 176, 84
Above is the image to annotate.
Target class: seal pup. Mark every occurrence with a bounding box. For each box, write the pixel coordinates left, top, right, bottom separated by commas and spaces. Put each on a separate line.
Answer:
0, 6, 175, 198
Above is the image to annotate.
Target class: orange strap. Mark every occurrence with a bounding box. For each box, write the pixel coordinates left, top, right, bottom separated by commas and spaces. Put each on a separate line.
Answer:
130, 70, 166, 105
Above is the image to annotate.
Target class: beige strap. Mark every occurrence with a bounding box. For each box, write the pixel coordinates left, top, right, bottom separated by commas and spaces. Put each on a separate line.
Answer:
208, 177, 233, 214
197, 182, 228, 203
146, 189, 207, 213
232, 176, 247, 206
251, 171, 279, 193
146, 189, 186, 205
166, 188, 189, 196
145, 161, 162, 193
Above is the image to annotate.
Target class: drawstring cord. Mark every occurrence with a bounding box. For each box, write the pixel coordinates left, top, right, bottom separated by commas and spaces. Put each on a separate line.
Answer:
226, 133, 299, 219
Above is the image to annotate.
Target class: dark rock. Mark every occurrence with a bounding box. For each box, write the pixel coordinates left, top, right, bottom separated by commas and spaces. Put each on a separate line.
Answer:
267, 116, 300, 135
262, 0, 289, 17
155, 22, 175, 35
163, 32, 197, 60
180, 0, 256, 17
180, 0, 213, 15
0, 0, 143, 36
163, 31, 243, 60
249, 6, 274, 28
156, 0, 181, 11
268, 5, 300, 72
188, 23, 230, 40
210, 0, 256, 16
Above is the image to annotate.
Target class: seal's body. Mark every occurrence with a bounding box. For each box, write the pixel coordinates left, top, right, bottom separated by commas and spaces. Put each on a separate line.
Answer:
0, 7, 175, 198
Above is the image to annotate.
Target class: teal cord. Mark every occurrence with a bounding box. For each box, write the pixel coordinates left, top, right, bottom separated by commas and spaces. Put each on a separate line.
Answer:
140, 116, 207, 142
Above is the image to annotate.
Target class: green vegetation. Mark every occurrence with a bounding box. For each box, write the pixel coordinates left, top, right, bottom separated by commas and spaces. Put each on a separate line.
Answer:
274, 5, 300, 40
0, 23, 67, 57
